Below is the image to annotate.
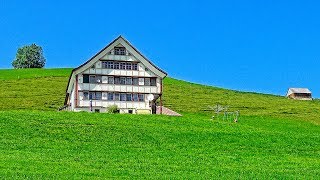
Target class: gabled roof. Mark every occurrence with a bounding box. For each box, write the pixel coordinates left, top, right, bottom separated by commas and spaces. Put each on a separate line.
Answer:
286, 88, 312, 96
72, 35, 167, 76
65, 36, 167, 104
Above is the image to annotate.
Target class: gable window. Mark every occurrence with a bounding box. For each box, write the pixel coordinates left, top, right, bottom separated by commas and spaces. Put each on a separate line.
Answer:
108, 76, 114, 84
102, 62, 106, 68
114, 62, 120, 69
132, 63, 138, 70
120, 62, 126, 69
83, 75, 89, 83
126, 62, 132, 70
107, 92, 114, 101
114, 47, 126, 55
101, 61, 138, 70
107, 61, 114, 69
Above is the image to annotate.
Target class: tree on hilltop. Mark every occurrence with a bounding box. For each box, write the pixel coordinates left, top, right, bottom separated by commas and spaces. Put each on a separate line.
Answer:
12, 44, 46, 68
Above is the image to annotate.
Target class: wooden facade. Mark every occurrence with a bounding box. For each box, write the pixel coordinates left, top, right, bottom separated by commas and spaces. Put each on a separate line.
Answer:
64, 36, 167, 114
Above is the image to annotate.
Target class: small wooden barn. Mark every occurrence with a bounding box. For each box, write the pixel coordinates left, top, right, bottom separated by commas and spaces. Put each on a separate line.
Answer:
286, 88, 312, 100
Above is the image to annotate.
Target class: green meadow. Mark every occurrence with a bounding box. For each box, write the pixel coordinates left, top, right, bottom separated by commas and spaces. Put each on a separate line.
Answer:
0, 68, 319, 178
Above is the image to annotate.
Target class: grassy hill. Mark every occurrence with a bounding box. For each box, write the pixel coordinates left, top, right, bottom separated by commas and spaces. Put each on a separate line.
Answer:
0, 68, 319, 178
1, 68, 320, 123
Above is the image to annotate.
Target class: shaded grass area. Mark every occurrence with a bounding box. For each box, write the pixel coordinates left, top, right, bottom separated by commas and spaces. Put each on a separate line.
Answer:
0, 111, 319, 178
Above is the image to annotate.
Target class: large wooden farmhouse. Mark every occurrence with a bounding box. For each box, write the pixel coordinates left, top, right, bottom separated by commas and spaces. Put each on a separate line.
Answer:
64, 36, 167, 114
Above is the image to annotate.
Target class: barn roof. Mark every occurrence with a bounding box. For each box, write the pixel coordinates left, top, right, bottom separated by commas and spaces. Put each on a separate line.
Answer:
286, 88, 312, 96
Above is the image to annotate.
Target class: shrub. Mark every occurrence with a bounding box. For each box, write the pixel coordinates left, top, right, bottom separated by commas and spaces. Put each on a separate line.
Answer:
107, 105, 119, 114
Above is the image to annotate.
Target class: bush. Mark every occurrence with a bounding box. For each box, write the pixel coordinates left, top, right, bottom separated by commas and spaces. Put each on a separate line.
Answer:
107, 105, 119, 114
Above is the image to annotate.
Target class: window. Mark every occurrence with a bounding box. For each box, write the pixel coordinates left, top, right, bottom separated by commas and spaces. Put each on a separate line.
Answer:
126, 62, 132, 70
108, 76, 114, 84
89, 92, 102, 100
139, 78, 144, 85
95, 92, 102, 100
115, 93, 120, 101
89, 75, 95, 83
89, 92, 94, 100
96, 75, 102, 83
107, 61, 114, 69
120, 93, 126, 101
126, 77, 132, 85
120, 62, 126, 69
83, 92, 89, 100
144, 78, 150, 86
150, 78, 156, 86
120, 48, 126, 55
107, 92, 114, 101
115, 47, 126, 55
102, 62, 107, 68
138, 94, 145, 102
120, 77, 126, 85
126, 94, 132, 101
95, 109, 100, 113
132, 78, 139, 85
114, 77, 120, 84
133, 94, 138, 101
83, 75, 89, 83
114, 62, 120, 69
132, 63, 138, 70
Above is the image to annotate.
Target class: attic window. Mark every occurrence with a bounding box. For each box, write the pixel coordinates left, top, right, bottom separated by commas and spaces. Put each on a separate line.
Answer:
114, 47, 126, 55
132, 63, 138, 70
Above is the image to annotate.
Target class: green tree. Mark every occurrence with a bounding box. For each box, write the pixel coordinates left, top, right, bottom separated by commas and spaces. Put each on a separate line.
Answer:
12, 44, 46, 68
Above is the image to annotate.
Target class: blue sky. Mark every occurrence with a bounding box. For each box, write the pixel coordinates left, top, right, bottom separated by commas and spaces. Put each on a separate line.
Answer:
1, 1, 320, 97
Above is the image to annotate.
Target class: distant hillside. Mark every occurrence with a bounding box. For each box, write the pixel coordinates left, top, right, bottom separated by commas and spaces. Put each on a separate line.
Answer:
163, 78, 320, 121
0, 68, 319, 123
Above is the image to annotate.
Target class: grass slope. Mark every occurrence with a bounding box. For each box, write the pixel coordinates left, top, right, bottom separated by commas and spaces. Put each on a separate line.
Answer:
0, 68, 71, 111
1, 111, 319, 178
0, 68, 319, 178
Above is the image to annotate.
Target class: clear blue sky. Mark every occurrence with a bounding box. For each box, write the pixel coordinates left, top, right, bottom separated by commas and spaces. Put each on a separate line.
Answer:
1, 0, 320, 97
